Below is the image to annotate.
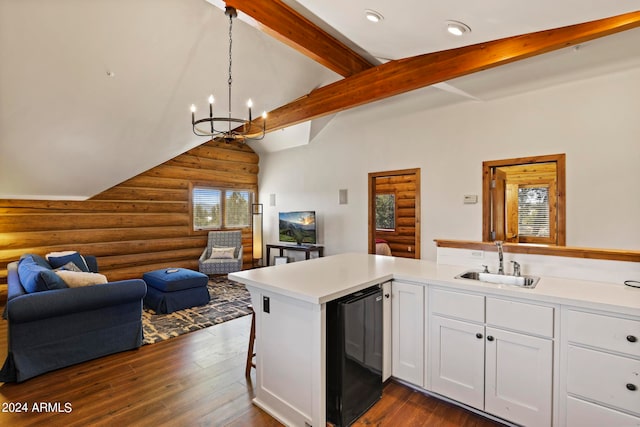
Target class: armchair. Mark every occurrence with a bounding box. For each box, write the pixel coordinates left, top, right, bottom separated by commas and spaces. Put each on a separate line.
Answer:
198, 231, 243, 275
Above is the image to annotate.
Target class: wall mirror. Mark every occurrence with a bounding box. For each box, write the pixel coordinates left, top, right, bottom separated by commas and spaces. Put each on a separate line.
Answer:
482, 154, 566, 246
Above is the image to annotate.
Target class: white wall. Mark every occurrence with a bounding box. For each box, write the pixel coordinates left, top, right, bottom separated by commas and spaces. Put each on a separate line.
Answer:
258, 67, 640, 261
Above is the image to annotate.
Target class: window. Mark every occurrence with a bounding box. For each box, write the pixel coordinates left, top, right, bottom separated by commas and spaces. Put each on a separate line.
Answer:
192, 186, 252, 231
225, 190, 251, 228
518, 186, 550, 238
375, 193, 396, 231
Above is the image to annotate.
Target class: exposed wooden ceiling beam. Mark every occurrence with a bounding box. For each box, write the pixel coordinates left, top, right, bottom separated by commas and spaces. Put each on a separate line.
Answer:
246, 11, 640, 133
225, 0, 373, 77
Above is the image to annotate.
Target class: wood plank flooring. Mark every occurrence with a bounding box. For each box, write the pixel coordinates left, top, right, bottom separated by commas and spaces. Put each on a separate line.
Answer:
0, 310, 504, 426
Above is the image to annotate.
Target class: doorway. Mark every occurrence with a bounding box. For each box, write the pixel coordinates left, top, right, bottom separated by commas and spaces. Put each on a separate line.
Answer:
368, 168, 421, 259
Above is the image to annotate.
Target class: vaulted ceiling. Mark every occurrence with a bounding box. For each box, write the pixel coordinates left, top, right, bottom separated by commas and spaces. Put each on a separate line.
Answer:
1, 0, 639, 200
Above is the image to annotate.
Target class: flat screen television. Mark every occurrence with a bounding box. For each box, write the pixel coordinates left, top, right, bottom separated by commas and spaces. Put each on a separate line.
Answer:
279, 211, 317, 245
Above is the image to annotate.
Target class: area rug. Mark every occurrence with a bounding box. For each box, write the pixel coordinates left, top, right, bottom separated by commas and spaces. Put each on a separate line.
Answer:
142, 277, 252, 345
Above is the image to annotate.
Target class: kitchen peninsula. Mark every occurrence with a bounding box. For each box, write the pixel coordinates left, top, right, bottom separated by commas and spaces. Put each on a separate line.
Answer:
229, 253, 640, 427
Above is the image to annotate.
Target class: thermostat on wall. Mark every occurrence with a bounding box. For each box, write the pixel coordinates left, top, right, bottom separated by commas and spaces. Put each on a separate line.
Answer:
464, 195, 478, 204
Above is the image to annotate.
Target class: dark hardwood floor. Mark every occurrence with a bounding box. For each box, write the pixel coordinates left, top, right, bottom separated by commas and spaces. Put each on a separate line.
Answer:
0, 309, 503, 426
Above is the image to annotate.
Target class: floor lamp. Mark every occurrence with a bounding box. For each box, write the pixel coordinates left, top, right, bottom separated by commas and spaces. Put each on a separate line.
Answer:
252, 204, 263, 267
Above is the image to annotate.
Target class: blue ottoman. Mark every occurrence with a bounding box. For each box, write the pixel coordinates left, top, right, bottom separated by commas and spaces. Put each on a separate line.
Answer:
143, 268, 210, 314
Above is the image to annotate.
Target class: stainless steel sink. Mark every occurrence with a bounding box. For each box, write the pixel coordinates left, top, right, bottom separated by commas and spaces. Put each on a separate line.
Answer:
455, 270, 540, 289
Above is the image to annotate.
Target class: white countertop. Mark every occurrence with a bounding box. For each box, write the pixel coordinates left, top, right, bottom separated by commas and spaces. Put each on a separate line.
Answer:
230, 253, 640, 315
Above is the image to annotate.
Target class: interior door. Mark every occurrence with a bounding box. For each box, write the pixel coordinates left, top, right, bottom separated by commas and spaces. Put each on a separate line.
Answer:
491, 168, 506, 241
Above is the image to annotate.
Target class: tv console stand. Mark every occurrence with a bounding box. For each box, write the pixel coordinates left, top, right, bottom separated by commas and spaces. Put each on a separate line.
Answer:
266, 244, 324, 266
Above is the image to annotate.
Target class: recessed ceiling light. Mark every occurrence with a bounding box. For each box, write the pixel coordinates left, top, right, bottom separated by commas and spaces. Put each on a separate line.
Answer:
365, 9, 384, 23
446, 20, 471, 36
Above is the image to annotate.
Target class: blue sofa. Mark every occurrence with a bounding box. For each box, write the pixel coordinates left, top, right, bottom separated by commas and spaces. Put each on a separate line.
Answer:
0, 254, 147, 382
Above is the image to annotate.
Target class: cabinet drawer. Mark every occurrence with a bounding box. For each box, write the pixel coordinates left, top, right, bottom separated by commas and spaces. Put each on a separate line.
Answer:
430, 288, 484, 323
566, 309, 640, 357
566, 396, 640, 427
567, 345, 640, 416
486, 298, 554, 338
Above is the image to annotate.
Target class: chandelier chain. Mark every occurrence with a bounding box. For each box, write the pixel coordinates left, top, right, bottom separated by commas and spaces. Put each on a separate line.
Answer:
228, 12, 233, 88
228, 11, 233, 132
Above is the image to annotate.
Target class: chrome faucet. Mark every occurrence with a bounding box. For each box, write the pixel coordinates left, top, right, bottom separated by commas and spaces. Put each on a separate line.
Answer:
511, 260, 521, 277
495, 241, 504, 275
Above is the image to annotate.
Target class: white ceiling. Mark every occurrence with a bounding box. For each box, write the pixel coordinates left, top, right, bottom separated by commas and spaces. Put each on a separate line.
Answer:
1, 0, 639, 199
286, 0, 640, 61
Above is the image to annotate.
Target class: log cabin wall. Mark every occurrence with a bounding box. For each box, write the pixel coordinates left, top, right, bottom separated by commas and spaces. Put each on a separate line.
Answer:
374, 173, 418, 258
0, 139, 259, 287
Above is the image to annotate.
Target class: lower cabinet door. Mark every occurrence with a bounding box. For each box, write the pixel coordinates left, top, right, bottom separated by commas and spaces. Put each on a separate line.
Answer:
430, 315, 485, 410
484, 327, 553, 427
391, 281, 424, 387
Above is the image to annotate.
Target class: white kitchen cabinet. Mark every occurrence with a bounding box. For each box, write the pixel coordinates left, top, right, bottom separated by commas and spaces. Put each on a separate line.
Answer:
562, 308, 640, 426
430, 315, 485, 409
484, 326, 553, 426
429, 287, 554, 426
391, 280, 424, 387
566, 396, 640, 427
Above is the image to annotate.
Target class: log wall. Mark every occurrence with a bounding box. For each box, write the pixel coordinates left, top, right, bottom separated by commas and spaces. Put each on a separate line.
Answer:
0, 139, 259, 285
374, 174, 418, 259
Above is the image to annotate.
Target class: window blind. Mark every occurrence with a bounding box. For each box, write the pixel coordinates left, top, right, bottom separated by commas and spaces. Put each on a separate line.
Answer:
518, 187, 550, 238
193, 187, 222, 230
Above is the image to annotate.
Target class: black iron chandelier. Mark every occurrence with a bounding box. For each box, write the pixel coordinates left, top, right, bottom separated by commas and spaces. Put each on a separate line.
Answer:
190, 6, 266, 143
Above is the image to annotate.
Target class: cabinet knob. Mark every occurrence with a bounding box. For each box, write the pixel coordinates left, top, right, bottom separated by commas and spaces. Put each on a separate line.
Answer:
627, 335, 637, 343
627, 383, 637, 391
476, 333, 483, 339
384, 293, 390, 299
487, 336, 495, 342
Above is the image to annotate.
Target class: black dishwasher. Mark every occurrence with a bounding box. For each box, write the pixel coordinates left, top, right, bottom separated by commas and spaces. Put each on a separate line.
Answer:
326, 285, 383, 426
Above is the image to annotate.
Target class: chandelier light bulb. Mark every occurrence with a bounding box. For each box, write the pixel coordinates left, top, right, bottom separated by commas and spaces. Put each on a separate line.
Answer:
262, 111, 267, 119
190, 104, 196, 113
247, 99, 253, 108
208, 95, 214, 104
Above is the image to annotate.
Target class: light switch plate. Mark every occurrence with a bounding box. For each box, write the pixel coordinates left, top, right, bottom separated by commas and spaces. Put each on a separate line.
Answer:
339, 189, 348, 204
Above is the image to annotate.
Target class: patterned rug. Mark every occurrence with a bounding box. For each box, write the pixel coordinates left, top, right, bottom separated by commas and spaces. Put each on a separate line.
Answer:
142, 277, 252, 345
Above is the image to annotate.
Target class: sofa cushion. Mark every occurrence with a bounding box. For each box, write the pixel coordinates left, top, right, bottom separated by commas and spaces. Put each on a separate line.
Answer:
54, 261, 84, 272
55, 270, 108, 288
20, 253, 51, 269
46, 251, 90, 272
17, 255, 68, 293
